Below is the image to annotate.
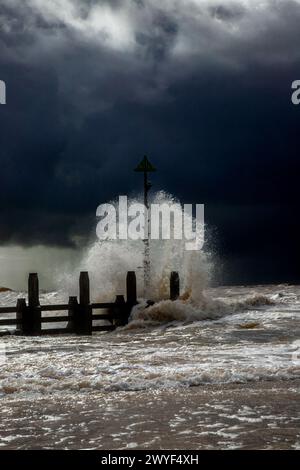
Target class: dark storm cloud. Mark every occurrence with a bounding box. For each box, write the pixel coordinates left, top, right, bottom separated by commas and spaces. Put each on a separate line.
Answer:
209, 3, 246, 22
135, 11, 178, 61
0, 0, 300, 282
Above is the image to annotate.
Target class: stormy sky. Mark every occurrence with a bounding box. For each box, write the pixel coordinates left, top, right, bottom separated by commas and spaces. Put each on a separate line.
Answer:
0, 0, 300, 285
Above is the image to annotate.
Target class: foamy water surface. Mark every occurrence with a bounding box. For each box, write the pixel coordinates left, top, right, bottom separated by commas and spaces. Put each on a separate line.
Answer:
0, 284, 299, 449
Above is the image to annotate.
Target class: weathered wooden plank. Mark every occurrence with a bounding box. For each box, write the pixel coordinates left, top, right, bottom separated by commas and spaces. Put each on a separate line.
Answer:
92, 325, 116, 332
40, 304, 69, 312
0, 307, 17, 314
41, 328, 74, 336
0, 318, 19, 326
91, 302, 115, 309
0, 304, 70, 313
41, 316, 70, 323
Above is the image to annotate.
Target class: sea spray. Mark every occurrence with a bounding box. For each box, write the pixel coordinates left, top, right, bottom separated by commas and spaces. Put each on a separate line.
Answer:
58, 191, 212, 303
56, 191, 276, 325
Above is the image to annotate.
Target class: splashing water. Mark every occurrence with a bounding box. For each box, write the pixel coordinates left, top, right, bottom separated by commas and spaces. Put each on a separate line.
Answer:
56, 191, 274, 326
59, 191, 210, 300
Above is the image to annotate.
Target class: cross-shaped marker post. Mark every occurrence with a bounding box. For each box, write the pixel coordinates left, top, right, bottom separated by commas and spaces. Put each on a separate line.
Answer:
134, 156, 156, 298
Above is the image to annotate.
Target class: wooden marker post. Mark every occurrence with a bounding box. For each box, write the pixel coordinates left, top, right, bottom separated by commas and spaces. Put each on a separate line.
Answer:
170, 271, 180, 300
113, 295, 126, 327
27, 273, 41, 335
78, 272, 92, 335
16, 298, 27, 335
126, 271, 137, 306
67, 296, 78, 333
126, 271, 137, 323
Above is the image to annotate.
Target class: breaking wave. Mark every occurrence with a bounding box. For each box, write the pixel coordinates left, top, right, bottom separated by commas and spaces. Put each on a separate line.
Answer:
54, 191, 277, 328
59, 191, 212, 303
127, 294, 275, 327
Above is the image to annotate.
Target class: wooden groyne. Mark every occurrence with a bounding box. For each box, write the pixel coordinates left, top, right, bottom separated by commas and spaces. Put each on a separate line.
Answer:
0, 271, 180, 336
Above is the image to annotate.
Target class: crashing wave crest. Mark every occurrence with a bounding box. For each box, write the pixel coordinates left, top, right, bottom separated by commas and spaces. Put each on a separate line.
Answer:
127, 293, 275, 327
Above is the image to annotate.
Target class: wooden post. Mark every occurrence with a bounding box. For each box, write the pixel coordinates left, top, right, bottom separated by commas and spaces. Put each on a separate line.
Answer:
67, 296, 78, 333
27, 273, 41, 335
113, 295, 126, 327
28, 273, 39, 307
170, 271, 180, 300
16, 298, 27, 335
125, 271, 137, 324
79, 271, 90, 305
78, 272, 92, 335
126, 271, 137, 306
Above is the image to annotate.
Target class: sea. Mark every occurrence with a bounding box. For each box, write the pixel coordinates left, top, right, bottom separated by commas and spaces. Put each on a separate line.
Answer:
0, 194, 299, 449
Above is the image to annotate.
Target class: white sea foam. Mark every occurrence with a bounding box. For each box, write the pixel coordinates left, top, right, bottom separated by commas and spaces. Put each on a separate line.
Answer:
0, 287, 299, 398
0, 284, 299, 450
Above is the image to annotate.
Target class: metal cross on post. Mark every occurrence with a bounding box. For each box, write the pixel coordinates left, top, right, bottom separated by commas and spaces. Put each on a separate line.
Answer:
134, 155, 156, 298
